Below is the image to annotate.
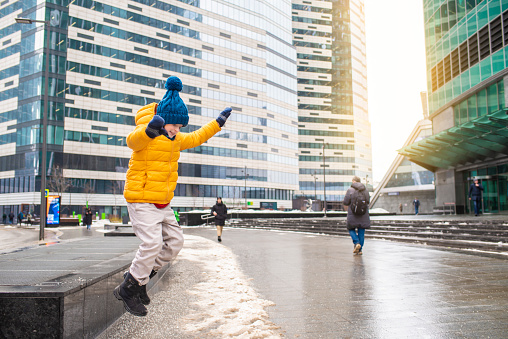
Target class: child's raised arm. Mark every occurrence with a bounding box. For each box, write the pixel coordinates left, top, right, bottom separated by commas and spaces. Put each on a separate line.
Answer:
180, 107, 232, 150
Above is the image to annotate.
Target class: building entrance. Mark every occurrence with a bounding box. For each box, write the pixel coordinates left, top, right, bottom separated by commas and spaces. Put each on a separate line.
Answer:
465, 164, 508, 214
498, 173, 508, 212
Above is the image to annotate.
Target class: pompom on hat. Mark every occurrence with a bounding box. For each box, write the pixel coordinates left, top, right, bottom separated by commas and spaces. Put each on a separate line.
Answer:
156, 76, 189, 127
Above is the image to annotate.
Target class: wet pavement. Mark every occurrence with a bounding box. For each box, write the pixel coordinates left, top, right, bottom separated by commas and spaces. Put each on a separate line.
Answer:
0, 223, 106, 254
184, 227, 508, 338
2, 219, 508, 338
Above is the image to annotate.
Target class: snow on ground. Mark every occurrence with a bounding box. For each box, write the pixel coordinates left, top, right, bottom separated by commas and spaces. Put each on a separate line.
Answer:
368, 207, 390, 213
180, 235, 280, 338
100, 234, 281, 338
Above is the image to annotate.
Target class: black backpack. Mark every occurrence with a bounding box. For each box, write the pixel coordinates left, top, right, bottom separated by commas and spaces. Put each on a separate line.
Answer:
350, 188, 368, 216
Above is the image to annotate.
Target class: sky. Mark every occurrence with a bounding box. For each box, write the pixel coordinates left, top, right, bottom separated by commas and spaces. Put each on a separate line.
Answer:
364, 0, 428, 183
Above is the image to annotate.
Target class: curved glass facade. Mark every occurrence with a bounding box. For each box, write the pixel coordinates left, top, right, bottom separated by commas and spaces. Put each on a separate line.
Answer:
0, 0, 299, 216
293, 0, 372, 204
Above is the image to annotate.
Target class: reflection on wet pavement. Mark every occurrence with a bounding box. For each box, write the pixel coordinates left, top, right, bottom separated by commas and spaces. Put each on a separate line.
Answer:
185, 227, 508, 338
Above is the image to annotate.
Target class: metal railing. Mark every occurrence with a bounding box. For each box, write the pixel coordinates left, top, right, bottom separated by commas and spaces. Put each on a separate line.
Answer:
201, 214, 215, 225
442, 202, 456, 215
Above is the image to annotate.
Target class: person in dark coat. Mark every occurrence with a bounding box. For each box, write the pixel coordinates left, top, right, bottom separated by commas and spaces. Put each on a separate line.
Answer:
412, 198, 420, 215
8, 211, 14, 224
343, 176, 370, 255
468, 179, 484, 216
17, 211, 24, 226
211, 197, 227, 242
84, 207, 93, 230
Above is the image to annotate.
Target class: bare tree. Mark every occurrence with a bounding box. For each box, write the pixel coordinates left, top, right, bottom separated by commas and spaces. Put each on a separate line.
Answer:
84, 180, 95, 208
190, 185, 199, 210
111, 180, 124, 221
232, 186, 237, 209
47, 165, 71, 214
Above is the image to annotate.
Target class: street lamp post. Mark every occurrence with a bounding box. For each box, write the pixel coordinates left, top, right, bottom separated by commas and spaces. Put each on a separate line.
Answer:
242, 166, 249, 209
16, 17, 50, 240
322, 142, 328, 217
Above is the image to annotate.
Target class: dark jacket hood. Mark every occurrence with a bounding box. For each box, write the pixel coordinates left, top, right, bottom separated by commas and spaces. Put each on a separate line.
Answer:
351, 182, 366, 191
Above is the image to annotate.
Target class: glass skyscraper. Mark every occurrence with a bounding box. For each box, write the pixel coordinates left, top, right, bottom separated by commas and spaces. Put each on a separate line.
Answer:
400, 0, 508, 214
292, 0, 372, 209
0, 0, 300, 218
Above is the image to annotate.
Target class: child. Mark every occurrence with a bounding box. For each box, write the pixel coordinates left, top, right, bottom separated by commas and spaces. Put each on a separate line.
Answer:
114, 76, 232, 316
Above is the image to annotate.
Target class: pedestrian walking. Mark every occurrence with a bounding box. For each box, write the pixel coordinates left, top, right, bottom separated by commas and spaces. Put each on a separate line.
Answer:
211, 197, 228, 242
8, 211, 14, 224
17, 211, 24, 226
84, 207, 93, 230
343, 176, 370, 255
468, 179, 484, 216
113, 76, 232, 317
2, 213, 6, 224
413, 198, 420, 215
27, 212, 32, 226
399, 203, 403, 214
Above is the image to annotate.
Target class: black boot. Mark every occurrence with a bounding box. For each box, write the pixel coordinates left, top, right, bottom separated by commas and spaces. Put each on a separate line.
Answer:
114, 272, 148, 316
123, 270, 157, 305
218, 236, 222, 242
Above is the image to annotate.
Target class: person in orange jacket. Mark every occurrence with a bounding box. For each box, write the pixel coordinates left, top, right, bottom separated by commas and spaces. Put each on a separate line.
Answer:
114, 76, 232, 317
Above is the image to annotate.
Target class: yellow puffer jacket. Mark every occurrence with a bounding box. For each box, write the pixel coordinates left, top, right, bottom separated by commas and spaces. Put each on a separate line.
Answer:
123, 103, 221, 204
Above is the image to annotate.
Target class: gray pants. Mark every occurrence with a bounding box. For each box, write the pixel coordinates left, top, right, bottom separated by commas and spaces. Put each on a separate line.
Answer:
127, 203, 184, 285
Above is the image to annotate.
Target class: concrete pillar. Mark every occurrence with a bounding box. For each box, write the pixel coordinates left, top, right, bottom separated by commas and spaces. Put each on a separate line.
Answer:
454, 171, 466, 214
435, 169, 457, 207
432, 106, 454, 134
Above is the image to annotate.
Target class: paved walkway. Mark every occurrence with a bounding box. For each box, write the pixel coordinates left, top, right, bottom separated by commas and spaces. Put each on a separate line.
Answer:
2, 216, 508, 337
369, 213, 508, 221
101, 226, 508, 338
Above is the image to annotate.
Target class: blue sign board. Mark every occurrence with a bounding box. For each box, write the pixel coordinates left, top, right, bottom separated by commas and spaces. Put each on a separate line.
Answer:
260, 202, 277, 210
47, 196, 60, 225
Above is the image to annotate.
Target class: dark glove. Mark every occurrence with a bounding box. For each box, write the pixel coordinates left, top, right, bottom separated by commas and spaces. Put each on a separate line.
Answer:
216, 107, 232, 127
145, 115, 169, 138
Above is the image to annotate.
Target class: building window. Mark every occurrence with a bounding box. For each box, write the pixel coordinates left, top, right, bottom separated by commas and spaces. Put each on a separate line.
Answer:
453, 80, 505, 125
429, 10, 508, 93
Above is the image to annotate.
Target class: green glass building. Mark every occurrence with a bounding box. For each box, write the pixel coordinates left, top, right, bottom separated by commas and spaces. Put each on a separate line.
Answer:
400, 0, 508, 214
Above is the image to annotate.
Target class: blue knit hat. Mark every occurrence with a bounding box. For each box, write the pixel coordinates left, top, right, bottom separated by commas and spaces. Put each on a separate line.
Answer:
156, 76, 189, 127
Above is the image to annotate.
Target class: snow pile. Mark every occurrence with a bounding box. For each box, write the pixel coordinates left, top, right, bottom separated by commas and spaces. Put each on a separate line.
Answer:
181, 235, 281, 338
368, 207, 390, 214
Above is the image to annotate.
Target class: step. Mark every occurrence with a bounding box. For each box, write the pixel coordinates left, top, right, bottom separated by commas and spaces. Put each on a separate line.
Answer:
372, 222, 507, 226
233, 222, 508, 236
229, 218, 508, 255
0, 237, 170, 338
251, 224, 508, 241
363, 233, 507, 253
